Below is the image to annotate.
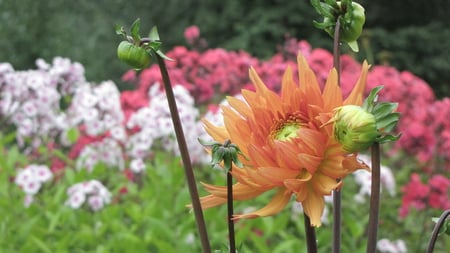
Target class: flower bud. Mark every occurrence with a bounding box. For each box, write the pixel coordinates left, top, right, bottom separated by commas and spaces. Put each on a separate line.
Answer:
333, 105, 378, 153
117, 41, 151, 69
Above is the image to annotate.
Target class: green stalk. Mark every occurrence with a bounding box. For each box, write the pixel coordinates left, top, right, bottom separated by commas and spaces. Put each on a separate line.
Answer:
332, 18, 342, 253
366, 142, 380, 253
156, 54, 212, 253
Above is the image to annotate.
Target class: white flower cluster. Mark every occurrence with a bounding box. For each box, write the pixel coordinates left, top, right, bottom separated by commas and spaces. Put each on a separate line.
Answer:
65, 180, 111, 211
353, 154, 396, 203
0, 57, 85, 147
66, 81, 124, 137
14, 164, 53, 206
76, 138, 125, 172
377, 238, 407, 253
126, 83, 210, 164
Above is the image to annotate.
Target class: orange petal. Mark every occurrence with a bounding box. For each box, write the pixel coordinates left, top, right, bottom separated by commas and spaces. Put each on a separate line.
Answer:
343, 154, 370, 173
344, 60, 369, 105
247, 144, 277, 167
257, 166, 300, 185
202, 119, 229, 143
201, 182, 264, 200
311, 172, 342, 195
196, 195, 227, 209
297, 55, 323, 108
281, 65, 297, 101
323, 68, 343, 111
302, 187, 325, 227
319, 156, 348, 179
233, 188, 290, 219
227, 96, 251, 119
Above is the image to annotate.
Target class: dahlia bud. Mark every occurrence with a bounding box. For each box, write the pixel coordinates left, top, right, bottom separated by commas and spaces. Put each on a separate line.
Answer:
333, 105, 378, 153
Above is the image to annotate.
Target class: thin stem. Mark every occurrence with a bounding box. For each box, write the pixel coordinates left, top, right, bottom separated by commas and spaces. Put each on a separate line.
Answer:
156, 55, 212, 253
304, 213, 318, 253
426, 209, 450, 253
332, 17, 342, 253
366, 142, 380, 253
333, 18, 341, 84
227, 170, 236, 253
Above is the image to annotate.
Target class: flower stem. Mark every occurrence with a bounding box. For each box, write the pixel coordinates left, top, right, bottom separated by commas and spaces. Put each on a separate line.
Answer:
332, 18, 342, 253
304, 213, 318, 253
227, 170, 236, 253
156, 54, 212, 253
426, 209, 450, 253
366, 142, 380, 253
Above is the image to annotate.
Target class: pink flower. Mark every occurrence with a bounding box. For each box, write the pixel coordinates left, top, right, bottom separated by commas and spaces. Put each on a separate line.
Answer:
399, 173, 430, 218
184, 25, 200, 45
397, 122, 436, 162
428, 175, 450, 209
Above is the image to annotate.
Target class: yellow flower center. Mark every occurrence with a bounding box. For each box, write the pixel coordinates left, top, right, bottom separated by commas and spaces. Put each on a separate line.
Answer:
275, 123, 300, 141
270, 113, 303, 141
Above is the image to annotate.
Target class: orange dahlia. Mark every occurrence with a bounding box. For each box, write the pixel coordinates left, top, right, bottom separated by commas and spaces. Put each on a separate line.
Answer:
199, 55, 370, 227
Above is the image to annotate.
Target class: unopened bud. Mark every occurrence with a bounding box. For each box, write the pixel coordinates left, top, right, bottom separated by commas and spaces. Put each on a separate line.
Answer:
333, 105, 378, 153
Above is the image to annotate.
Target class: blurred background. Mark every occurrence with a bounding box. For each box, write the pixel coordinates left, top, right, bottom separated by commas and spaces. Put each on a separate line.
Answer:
0, 0, 449, 97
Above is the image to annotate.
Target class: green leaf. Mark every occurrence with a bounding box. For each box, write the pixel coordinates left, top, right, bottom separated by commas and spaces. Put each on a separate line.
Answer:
66, 127, 80, 143
30, 236, 52, 253
130, 18, 141, 43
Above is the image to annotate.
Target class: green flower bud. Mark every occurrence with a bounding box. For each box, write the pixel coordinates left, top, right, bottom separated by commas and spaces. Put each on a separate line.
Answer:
117, 41, 151, 69
333, 105, 378, 153
324, 1, 366, 43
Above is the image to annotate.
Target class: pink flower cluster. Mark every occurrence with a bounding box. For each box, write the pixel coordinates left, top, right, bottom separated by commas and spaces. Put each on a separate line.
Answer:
399, 173, 450, 218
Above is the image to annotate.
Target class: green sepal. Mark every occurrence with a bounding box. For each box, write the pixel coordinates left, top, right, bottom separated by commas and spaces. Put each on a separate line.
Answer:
156, 50, 174, 61
115, 25, 126, 37
362, 86, 383, 112
347, 40, 359, 52
372, 102, 399, 120
376, 112, 400, 133
149, 26, 160, 41
222, 150, 233, 171
377, 134, 401, 143
198, 138, 221, 147
130, 18, 141, 43
211, 146, 226, 165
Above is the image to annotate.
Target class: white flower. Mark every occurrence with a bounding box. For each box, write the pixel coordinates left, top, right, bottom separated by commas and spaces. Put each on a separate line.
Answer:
66, 191, 86, 209
353, 154, 396, 202
130, 158, 146, 173
15, 164, 53, 197
65, 180, 111, 211
377, 239, 407, 253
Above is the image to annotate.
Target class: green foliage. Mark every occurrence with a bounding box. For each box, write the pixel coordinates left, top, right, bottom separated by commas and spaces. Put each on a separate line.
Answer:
1, 133, 449, 252
359, 23, 450, 98
1, 0, 449, 96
